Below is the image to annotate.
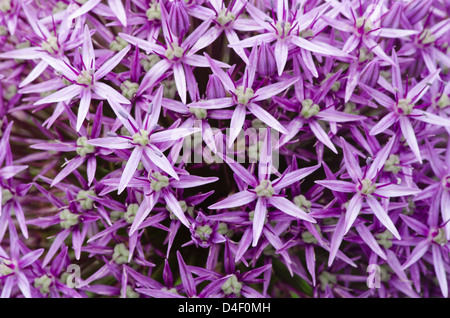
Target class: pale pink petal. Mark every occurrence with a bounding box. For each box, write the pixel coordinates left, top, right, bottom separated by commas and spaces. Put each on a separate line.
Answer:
340, 137, 363, 182
254, 77, 298, 101
355, 222, 387, 260
76, 89, 92, 131
173, 63, 187, 104
209, 191, 257, 209
87, 137, 132, 149
291, 36, 344, 56
309, 120, 337, 154
164, 191, 190, 228
68, 0, 102, 20
228, 104, 246, 147
150, 127, 200, 143
399, 116, 422, 163
344, 194, 363, 234
51, 156, 86, 186
366, 195, 401, 240
144, 146, 178, 180
314, 180, 356, 193
374, 184, 421, 197
19, 60, 49, 88
108, 0, 127, 26
118, 147, 143, 194
328, 216, 347, 266
401, 239, 430, 270
369, 112, 398, 135
268, 196, 316, 223
118, 32, 165, 55
432, 244, 448, 297
247, 103, 287, 134
95, 45, 130, 80
34, 85, 82, 105
93, 82, 130, 105
366, 136, 396, 180
274, 40, 289, 76
252, 198, 267, 246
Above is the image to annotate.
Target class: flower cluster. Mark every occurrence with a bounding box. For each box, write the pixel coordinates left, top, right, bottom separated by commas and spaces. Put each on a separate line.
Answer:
0, 0, 449, 299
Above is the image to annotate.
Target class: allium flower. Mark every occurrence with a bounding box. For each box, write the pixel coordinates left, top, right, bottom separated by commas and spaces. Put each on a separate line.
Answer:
316, 136, 421, 240
209, 129, 317, 246
190, 45, 293, 146
33, 25, 131, 131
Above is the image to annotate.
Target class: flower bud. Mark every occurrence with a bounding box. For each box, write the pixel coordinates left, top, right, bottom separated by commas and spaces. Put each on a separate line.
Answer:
206, 74, 226, 99
257, 42, 276, 77
359, 60, 380, 88
168, 0, 190, 38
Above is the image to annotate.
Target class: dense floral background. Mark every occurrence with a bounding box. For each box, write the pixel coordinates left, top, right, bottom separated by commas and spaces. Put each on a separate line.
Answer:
0, 0, 449, 298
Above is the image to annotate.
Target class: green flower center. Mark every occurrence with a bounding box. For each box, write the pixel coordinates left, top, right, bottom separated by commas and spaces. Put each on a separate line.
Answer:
76, 190, 96, 210
432, 228, 448, 246
141, 54, 161, 72
355, 17, 373, 33
359, 178, 376, 195
255, 179, 274, 197
419, 29, 436, 45
123, 285, 139, 298
110, 36, 128, 51
384, 154, 401, 174
41, 36, 59, 54
195, 225, 213, 241
164, 43, 184, 60
0, 259, 14, 276
275, 21, 292, 38
319, 271, 336, 291
189, 107, 207, 119
59, 209, 79, 229
76, 70, 93, 86
301, 231, 317, 244
234, 86, 254, 105
0, 0, 11, 12
150, 172, 170, 191
132, 129, 150, 146
124, 203, 139, 224
375, 230, 393, 249
146, 2, 161, 20
4, 85, 17, 101
301, 99, 320, 119
76, 136, 95, 157
113, 243, 130, 264
437, 94, 449, 109
397, 98, 413, 115
121, 80, 139, 100
294, 194, 312, 210
52, 1, 68, 14
34, 275, 52, 294
2, 188, 13, 205
217, 9, 236, 26
299, 28, 314, 38
221, 274, 242, 296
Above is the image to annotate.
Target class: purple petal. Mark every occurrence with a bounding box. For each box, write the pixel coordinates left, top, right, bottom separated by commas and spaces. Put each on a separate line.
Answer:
268, 196, 316, 223
118, 147, 143, 194
95, 45, 130, 80
209, 191, 257, 210
402, 239, 430, 270
366, 195, 401, 240
315, 180, 356, 193
432, 244, 448, 297
252, 198, 267, 246
247, 103, 287, 134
